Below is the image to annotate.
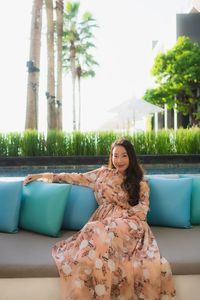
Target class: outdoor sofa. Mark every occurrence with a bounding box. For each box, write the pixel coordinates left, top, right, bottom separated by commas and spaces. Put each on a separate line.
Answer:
0, 174, 200, 300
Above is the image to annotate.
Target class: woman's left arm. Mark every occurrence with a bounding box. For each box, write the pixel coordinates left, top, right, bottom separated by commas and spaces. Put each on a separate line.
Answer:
24, 167, 104, 189
53, 167, 105, 189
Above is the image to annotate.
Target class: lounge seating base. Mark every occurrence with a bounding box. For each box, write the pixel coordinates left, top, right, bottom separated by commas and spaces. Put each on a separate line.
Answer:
0, 275, 200, 300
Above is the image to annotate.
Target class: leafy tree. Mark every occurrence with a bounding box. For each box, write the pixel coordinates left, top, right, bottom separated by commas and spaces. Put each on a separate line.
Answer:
143, 36, 200, 126
62, 1, 98, 130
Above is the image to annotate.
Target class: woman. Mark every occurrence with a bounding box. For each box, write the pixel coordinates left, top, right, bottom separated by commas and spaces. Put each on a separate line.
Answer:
24, 138, 175, 300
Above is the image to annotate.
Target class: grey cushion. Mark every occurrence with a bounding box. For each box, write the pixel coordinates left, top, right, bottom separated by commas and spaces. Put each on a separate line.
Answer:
1, 226, 200, 278
151, 226, 200, 275
0, 230, 75, 278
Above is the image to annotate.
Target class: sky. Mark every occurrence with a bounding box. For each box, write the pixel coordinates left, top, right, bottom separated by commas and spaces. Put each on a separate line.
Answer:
0, 0, 191, 133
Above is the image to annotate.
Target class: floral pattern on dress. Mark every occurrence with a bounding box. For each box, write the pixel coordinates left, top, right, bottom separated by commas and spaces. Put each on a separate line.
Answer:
52, 166, 176, 300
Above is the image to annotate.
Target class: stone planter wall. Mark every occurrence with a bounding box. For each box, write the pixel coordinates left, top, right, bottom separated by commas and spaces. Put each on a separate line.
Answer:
0, 154, 199, 166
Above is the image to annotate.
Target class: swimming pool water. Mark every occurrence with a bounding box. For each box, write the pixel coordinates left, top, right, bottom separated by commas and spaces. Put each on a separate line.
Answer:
0, 163, 199, 177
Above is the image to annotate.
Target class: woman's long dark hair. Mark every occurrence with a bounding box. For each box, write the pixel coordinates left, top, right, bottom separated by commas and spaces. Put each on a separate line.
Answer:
108, 138, 144, 206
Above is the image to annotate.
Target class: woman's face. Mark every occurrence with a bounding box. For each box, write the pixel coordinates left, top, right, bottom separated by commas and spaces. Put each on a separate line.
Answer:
112, 145, 129, 174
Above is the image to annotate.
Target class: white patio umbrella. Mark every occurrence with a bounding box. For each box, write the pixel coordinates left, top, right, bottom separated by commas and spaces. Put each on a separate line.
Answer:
99, 115, 136, 131
109, 97, 164, 123
99, 97, 164, 132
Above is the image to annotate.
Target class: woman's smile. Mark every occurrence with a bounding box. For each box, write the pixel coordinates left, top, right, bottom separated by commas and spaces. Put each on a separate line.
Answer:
112, 145, 129, 174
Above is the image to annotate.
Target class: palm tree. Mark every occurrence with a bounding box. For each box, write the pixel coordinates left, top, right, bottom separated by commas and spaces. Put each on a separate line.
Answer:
25, 0, 43, 130
62, 2, 98, 131
45, 0, 57, 130
75, 12, 98, 130
55, 0, 64, 130
76, 52, 98, 131
63, 1, 79, 131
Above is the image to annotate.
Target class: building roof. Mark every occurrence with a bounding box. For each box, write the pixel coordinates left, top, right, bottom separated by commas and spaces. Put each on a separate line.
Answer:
188, 0, 200, 13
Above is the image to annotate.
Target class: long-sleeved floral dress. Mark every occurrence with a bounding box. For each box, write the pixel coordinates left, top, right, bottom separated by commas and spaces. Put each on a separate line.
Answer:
52, 166, 176, 300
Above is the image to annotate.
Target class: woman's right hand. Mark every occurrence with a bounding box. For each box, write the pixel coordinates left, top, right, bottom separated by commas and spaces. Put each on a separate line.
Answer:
23, 174, 41, 186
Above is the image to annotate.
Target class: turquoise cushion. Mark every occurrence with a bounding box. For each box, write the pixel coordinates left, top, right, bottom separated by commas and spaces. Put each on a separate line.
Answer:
147, 177, 192, 228
179, 175, 200, 224
20, 181, 71, 237
0, 180, 22, 233
62, 185, 98, 230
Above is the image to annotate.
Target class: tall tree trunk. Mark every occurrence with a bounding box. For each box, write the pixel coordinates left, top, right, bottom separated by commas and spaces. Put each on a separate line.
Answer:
45, 0, 56, 130
25, 0, 43, 130
77, 77, 81, 131
77, 66, 82, 131
55, 0, 63, 130
189, 102, 198, 126
70, 43, 77, 131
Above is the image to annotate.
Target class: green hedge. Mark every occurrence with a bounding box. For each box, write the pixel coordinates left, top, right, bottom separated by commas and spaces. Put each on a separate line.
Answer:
0, 128, 199, 156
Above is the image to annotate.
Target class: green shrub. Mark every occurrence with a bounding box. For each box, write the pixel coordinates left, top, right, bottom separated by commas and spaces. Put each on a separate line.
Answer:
0, 133, 7, 156
0, 128, 199, 156
80, 132, 96, 155
175, 127, 200, 154
21, 130, 46, 156
7, 132, 22, 156
70, 131, 86, 155
133, 132, 150, 154
154, 130, 175, 154
96, 132, 119, 155
46, 130, 68, 156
